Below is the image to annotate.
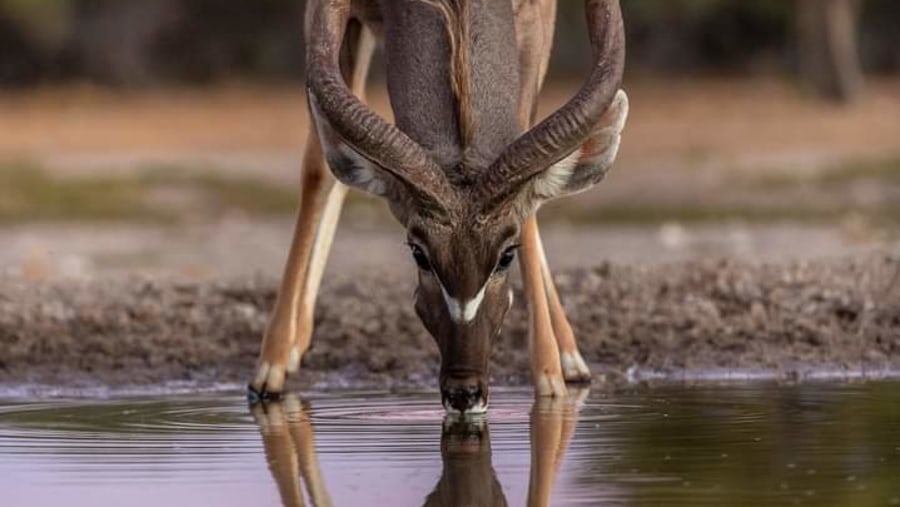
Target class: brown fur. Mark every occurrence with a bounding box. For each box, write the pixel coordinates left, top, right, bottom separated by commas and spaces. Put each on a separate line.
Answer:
253, 0, 625, 407
417, 0, 474, 147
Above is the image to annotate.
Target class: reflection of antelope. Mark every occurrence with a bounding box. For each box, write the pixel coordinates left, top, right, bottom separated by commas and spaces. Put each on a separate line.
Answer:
251, 393, 585, 507
249, 0, 627, 413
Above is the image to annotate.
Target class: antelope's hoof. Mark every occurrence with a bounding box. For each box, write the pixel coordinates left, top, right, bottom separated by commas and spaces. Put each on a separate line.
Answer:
248, 361, 285, 402
248, 345, 302, 403
561, 350, 592, 385
247, 382, 282, 404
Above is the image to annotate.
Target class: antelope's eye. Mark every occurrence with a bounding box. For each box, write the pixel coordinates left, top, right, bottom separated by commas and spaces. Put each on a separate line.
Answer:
496, 246, 519, 272
409, 243, 432, 271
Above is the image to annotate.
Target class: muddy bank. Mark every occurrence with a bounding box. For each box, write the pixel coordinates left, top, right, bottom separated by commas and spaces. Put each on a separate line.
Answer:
1, 257, 898, 389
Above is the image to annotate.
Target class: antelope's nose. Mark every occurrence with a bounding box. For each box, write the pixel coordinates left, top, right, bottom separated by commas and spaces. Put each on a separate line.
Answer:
441, 380, 487, 415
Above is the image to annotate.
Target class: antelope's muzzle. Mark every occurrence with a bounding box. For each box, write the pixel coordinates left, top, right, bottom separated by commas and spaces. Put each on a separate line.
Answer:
441, 378, 488, 415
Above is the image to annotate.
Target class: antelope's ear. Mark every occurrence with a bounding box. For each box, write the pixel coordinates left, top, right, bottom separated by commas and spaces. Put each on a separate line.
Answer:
309, 96, 401, 201
529, 89, 628, 203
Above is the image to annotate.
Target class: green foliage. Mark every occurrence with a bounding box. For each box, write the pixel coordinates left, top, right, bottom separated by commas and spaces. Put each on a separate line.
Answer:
0, 0, 897, 86
620, 0, 794, 72
0, 161, 155, 222
0, 0, 69, 45
0, 161, 298, 223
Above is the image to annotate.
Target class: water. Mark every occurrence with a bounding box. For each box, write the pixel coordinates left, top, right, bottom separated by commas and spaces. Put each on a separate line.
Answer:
1, 383, 899, 507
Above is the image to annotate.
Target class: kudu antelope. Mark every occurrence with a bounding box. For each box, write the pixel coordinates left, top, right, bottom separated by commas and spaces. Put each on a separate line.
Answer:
250, 0, 628, 414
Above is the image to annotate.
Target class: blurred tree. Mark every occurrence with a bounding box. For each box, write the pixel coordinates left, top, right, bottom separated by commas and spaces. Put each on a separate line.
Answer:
796, 0, 864, 102
152, 0, 305, 84
0, 9, 45, 86
0, 0, 895, 88
66, 0, 179, 87
860, 0, 900, 73
616, 0, 791, 74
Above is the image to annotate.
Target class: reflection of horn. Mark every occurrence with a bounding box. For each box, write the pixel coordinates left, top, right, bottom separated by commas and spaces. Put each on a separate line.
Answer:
528, 387, 588, 507
251, 395, 334, 507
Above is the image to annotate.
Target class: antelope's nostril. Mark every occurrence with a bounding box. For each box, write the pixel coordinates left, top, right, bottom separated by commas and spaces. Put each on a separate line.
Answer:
442, 385, 485, 414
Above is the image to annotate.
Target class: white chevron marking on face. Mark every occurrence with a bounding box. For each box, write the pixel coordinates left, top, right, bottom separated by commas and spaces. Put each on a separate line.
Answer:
439, 280, 488, 323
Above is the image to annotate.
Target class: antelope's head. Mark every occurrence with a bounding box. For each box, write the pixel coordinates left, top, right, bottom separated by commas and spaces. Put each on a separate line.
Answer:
307, 0, 627, 414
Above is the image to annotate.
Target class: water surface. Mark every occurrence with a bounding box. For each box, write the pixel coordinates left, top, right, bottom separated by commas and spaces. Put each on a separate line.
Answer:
1, 383, 899, 506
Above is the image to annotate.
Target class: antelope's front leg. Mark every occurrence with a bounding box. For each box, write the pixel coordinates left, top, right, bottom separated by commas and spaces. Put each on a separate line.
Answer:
536, 229, 592, 383
250, 19, 373, 400
250, 138, 327, 398
520, 216, 567, 398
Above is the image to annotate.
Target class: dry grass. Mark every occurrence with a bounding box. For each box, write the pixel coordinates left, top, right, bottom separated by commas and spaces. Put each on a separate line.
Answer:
0, 77, 899, 226
0, 77, 898, 169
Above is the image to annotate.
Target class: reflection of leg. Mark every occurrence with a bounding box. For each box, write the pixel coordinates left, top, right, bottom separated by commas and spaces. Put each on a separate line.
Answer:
252, 401, 306, 507
290, 397, 334, 507
536, 230, 592, 383
555, 386, 589, 467
253, 396, 334, 507
528, 397, 565, 507
528, 390, 587, 507
521, 216, 567, 398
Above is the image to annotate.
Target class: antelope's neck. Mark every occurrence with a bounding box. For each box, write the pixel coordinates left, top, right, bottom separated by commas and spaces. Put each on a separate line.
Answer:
381, 0, 521, 173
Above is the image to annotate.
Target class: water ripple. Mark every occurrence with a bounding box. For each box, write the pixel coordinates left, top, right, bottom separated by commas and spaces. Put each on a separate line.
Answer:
1, 384, 898, 507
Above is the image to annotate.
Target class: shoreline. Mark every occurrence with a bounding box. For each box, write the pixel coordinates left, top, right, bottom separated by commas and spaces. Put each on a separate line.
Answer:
2, 367, 899, 400
2, 256, 898, 394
